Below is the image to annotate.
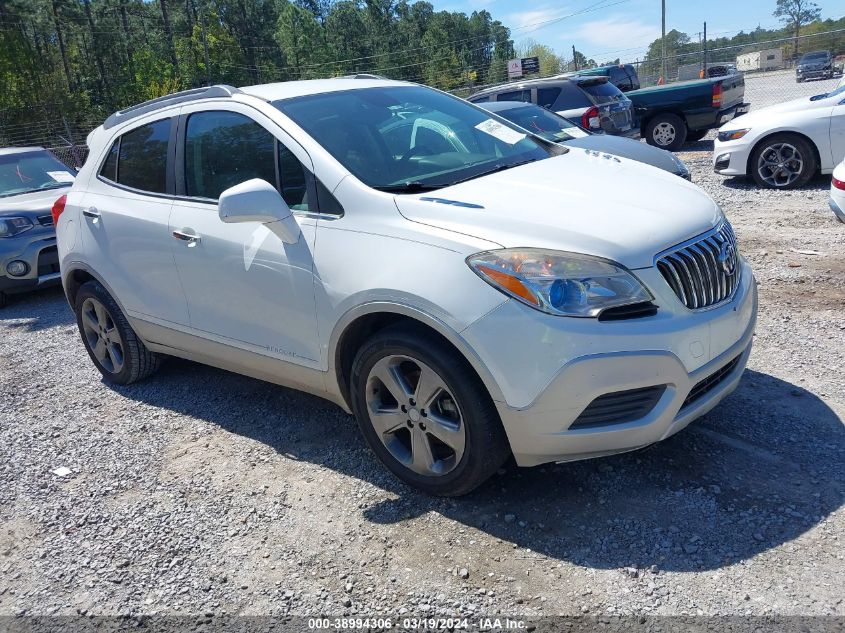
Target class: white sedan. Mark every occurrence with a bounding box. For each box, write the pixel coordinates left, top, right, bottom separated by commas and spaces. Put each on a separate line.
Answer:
713, 83, 845, 188
831, 159, 845, 222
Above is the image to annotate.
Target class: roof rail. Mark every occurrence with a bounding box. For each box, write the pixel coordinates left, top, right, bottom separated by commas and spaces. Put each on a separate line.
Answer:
103, 85, 242, 130
342, 73, 387, 80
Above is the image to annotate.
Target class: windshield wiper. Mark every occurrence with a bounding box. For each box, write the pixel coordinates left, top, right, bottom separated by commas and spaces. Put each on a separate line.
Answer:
446, 158, 539, 187
0, 183, 68, 198
374, 181, 444, 194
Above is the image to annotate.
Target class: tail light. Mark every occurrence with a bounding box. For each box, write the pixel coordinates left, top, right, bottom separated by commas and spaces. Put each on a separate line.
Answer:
581, 106, 601, 130
833, 176, 845, 191
712, 82, 723, 108
51, 194, 67, 226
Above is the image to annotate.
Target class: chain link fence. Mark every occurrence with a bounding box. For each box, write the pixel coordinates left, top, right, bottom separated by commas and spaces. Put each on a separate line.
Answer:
1, 29, 843, 164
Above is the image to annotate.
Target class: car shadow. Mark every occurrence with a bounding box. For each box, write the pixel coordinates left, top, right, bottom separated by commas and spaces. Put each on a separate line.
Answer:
0, 286, 73, 331
721, 173, 832, 191
680, 139, 714, 152
111, 357, 843, 574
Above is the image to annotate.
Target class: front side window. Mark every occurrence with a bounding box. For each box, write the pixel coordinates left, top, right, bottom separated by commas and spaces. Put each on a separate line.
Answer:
0, 150, 76, 198
117, 118, 170, 193
274, 86, 552, 192
185, 111, 276, 200
537, 87, 561, 109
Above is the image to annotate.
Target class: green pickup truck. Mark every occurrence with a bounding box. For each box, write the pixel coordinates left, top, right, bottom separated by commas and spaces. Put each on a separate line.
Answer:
625, 74, 750, 151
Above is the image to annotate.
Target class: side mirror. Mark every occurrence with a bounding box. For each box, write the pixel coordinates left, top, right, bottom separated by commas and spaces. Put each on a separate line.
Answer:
218, 178, 301, 244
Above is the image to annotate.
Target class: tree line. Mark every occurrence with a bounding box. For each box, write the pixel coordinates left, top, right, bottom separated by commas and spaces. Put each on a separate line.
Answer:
0, 0, 514, 131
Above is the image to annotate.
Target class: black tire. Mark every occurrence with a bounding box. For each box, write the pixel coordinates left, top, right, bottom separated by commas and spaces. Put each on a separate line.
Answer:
796, 77, 804, 83
0, 291, 7, 309
74, 280, 161, 384
644, 113, 687, 151
685, 129, 708, 143
749, 133, 817, 190
350, 324, 510, 496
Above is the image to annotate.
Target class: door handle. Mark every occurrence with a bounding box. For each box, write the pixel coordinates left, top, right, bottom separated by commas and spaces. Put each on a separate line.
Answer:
172, 230, 201, 247
82, 207, 101, 221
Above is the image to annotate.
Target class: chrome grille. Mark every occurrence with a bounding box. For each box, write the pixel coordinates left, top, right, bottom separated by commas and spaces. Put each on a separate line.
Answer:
656, 222, 740, 310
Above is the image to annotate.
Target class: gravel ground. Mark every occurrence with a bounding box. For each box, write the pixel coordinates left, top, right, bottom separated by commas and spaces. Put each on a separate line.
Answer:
1, 79, 844, 621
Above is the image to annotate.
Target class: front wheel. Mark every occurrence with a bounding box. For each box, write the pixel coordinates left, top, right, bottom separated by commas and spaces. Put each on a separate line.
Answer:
644, 113, 687, 151
750, 134, 817, 189
350, 325, 510, 496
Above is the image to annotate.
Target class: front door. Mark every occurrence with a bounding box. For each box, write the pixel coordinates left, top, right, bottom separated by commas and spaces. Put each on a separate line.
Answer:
168, 106, 320, 367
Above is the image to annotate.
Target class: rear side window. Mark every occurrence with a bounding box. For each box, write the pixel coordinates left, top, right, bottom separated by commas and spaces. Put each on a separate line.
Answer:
99, 140, 119, 181
550, 82, 592, 110
537, 87, 561, 109
116, 119, 171, 193
496, 89, 531, 103
185, 111, 276, 200
579, 80, 624, 103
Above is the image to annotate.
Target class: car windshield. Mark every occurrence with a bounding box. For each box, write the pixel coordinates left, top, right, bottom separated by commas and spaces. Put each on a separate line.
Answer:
0, 150, 75, 198
800, 52, 828, 61
495, 106, 589, 143
274, 86, 553, 191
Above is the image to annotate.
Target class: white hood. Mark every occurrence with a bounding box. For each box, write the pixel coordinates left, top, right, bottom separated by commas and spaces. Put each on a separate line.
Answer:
394, 149, 722, 269
721, 93, 832, 131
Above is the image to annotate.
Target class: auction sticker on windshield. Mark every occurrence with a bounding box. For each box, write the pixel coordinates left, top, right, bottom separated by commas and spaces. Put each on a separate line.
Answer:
475, 119, 526, 144
47, 171, 75, 183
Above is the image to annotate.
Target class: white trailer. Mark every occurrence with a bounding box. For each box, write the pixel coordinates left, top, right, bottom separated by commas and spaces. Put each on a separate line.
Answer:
736, 49, 783, 72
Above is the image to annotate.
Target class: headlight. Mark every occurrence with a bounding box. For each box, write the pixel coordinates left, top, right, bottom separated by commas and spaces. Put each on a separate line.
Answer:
718, 128, 750, 142
0, 217, 34, 238
467, 248, 652, 317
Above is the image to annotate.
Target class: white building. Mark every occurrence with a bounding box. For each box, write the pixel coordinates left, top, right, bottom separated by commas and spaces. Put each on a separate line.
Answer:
736, 49, 783, 72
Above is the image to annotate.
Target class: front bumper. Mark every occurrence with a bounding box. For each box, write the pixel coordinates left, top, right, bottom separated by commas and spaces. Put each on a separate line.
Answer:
797, 68, 832, 80
462, 259, 757, 467
0, 235, 61, 295
713, 137, 754, 176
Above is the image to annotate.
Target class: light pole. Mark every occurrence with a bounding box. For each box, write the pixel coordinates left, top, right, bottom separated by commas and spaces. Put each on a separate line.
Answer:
661, 0, 666, 82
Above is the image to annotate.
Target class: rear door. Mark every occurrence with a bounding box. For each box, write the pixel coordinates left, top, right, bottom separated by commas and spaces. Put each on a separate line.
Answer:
79, 116, 189, 326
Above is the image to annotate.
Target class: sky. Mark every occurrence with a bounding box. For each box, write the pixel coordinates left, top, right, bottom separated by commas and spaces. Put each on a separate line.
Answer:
433, 0, 845, 61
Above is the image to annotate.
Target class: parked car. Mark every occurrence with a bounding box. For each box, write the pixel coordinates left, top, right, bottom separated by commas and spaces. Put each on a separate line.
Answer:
0, 147, 75, 308
830, 159, 845, 222
713, 82, 845, 188
626, 75, 749, 150
477, 100, 690, 179
705, 63, 737, 78
575, 64, 640, 92
56, 79, 756, 496
467, 76, 637, 137
795, 51, 837, 82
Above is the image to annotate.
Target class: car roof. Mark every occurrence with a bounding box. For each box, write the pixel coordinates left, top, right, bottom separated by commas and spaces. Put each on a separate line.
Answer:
470, 74, 607, 98
240, 77, 414, 102
0, 146, 46, 156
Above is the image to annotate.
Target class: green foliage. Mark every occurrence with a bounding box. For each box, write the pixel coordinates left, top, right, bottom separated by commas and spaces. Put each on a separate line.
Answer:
0, 0, 514, 133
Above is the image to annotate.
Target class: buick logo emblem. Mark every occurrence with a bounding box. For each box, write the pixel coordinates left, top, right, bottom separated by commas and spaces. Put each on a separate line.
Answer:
718, 241, 737, 276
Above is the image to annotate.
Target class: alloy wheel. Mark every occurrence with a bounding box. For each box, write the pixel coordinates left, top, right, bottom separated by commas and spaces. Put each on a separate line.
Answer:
80, 297, 125, 374
652, 122, 676, 146
757, 142, 803, 188
365, 355, 466, 477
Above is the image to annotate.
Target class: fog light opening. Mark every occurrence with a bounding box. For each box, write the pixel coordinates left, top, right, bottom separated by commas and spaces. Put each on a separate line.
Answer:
6, 260, 29, 277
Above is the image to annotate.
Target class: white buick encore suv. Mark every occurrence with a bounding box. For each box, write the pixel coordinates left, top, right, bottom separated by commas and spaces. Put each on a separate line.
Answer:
54, 78, 757, 496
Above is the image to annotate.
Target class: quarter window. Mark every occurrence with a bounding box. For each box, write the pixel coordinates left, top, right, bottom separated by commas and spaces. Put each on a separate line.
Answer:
116, 119, 171, 193
185, 111, 276, 200
100, 140, 119, 181
537, 87, 561, 109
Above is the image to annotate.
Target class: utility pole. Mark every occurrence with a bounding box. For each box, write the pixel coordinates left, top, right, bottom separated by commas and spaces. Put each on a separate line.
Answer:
660, 0, 666, 81
572, 45, 578, 70
199, 1, 211, 86
703, 21, 708, 76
